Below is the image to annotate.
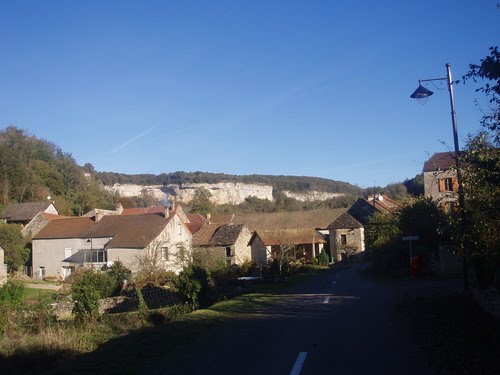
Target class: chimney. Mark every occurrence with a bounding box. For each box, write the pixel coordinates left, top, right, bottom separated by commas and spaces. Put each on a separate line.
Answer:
206, 213, 211, 222
115, 203, 123, 215
95, 209, 103, 222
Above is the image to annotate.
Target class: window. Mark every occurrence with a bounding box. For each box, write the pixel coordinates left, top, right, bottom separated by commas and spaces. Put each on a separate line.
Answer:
225, 246, 232, 257
340, 234, 347, 245
85, 249, 106, 263
161, 246, 169, 261
39, 266, 45, 278
439, 177, 454, 192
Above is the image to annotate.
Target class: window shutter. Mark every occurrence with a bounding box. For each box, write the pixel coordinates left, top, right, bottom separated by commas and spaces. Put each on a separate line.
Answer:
438, 178, 445, 192
452, 176, 458, 191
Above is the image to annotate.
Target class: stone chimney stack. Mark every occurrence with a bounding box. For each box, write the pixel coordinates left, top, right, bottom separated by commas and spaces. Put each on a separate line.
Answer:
95, 209, 103, 222
115, 203, 124, 215
206, 213, 211, 222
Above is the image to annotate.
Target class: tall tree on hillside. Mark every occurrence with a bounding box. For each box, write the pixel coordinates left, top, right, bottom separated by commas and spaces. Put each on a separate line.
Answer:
189, 188, 213, 215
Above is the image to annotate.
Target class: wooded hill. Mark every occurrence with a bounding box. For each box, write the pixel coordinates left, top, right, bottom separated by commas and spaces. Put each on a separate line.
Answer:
0, 126, 115, 215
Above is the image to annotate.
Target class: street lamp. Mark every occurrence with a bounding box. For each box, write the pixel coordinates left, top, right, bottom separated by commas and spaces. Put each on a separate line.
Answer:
410, 63, 468, 290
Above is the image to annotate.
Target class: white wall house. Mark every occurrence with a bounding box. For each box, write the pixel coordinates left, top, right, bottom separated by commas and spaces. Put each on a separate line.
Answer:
32, 212, 192, 280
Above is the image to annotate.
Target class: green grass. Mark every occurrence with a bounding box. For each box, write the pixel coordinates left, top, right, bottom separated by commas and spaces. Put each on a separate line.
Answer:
22, 288, 58, 305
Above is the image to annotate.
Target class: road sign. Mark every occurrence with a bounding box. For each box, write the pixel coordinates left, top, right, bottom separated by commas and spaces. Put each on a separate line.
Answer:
402, 236, 419, 241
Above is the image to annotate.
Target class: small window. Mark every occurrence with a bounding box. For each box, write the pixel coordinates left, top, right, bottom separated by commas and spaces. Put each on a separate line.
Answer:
161, 247, 169, 261
439, 177, 453, 192
225, 247, 232, 257
340, 234, 347, 245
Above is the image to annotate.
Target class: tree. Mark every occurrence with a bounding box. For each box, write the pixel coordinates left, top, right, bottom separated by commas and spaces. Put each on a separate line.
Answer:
0, 224, 29, 272
189, 187, 213, 215
463, 46, 500, 143
365, 212, 401, 250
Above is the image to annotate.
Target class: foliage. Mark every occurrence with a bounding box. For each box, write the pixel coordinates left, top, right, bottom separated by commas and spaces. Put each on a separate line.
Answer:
70, 269, 117, 322
0, 126, 116, 214
175, 265, 210, 308
399, 196, 448, 248
0, 280, 25, 305
463, 46, 500, 143
0, 223, 29, 272
403, 173, 424, 196
317, 250, 330, 265
365, 212, 401, 250
106, 261, 131, 295
189, 187, 213, 215
456, 132, 500, 287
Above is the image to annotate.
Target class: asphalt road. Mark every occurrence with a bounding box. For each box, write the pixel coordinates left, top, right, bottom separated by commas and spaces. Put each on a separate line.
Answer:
141, 264, 428, 375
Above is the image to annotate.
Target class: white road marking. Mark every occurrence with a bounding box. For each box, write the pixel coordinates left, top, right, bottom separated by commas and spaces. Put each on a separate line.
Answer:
290, 352, 308, 375
323, 296, 330, 304
332, 281, 336, 284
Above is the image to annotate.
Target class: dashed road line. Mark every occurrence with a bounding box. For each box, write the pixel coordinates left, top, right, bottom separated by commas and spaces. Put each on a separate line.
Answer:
290, 352, 308, 375
323, 296, 330, 304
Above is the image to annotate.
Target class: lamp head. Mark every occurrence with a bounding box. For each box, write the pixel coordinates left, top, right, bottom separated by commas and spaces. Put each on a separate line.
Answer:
410, 84, 433, 99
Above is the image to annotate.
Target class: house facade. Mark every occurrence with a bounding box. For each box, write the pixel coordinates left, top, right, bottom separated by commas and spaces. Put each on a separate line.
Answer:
248, 228, 326, 265
192, 224, 253, 267
423, 152, 458, 210
32, 213, 192, 280
328, 212, 364, 262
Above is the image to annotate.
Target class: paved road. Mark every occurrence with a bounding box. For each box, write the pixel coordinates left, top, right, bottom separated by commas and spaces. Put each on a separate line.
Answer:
141, 264, 428, 375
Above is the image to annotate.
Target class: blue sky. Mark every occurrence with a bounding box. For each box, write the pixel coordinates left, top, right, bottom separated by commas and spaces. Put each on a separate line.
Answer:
0, 1, 498, 188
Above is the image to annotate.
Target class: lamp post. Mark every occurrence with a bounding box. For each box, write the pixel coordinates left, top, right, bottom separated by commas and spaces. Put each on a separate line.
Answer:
411, 63, 468, 290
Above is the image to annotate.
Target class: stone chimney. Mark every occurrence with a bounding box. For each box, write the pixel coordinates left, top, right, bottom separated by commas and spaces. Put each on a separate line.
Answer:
206, 213, 211, 222
115, 203, 124, 215
95, 210, 103, 222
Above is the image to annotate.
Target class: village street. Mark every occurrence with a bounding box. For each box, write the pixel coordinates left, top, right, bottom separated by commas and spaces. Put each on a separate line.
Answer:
143, 264, 429, 375
53, 264, 451, 375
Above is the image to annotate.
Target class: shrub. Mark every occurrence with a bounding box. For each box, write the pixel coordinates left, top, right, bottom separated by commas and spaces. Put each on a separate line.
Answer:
175, 265, 210, 308
238, 258, 255, 277
72, 284, 100, 323
70, 269, 116, 322
107, 261, 132, 295
0, 280, 25, 305
317, 250, 330, 266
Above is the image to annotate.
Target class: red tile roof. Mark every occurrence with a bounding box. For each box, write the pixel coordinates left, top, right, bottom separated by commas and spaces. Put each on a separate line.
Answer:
251, 229, 326, 246
185, 214, 208, 234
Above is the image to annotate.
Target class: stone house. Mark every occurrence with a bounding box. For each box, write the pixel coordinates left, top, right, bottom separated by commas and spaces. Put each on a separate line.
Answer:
423, 152, 458, 210
1, 202, 59, 237
327, 196, 402, 261
32, 212, 192, 280
327, 212, 364, 262
248, 228, 326, 265
192, 223, 252, 266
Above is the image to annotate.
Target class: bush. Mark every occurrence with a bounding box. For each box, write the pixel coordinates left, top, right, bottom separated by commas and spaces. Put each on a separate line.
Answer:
317, 250, 330, 266
0, 280, 25, 305
238, 258, 255, 277
175, 265, 210, 308
107, 261, 132, 295
70, 269, 116, 322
